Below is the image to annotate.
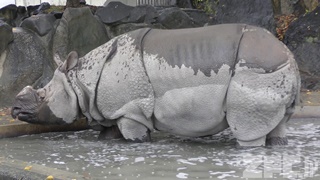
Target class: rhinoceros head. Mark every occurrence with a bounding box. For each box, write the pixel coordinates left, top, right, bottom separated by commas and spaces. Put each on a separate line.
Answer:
11, 51, 80, 125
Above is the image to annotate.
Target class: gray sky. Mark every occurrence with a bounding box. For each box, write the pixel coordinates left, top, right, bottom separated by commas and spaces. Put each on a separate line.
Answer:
0, 0, 15, 8
0, 0, 46, 8
0, 0, 107, 8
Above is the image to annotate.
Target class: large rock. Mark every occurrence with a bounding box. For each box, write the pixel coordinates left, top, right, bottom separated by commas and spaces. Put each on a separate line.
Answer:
0, 28, 51, 107
104, 0, 137, 6
27, 2, 51, 16
66, 0, 81, 8
284, 7, 320, 90
127, 5, 158, 24
157, 7, 198, 29
20, 14, 56, 36
96, 2, 134, 24
0, 5, 28, 27
214, 0, 276, 34
0, 21, 14, 54
106, 23, 164, 38
176, 0, 194, 8
0, 5, 18, 26
272, 0, 318, 16
182, 9, 213, 26
96, 2, 158, 25
53, 7, 109, 58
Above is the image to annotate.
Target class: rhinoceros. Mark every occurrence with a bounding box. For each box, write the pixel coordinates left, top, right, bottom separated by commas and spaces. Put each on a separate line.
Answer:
11, 24, 300, 146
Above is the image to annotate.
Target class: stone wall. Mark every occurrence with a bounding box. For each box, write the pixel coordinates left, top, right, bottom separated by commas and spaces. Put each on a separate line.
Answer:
0, 0, 319, 106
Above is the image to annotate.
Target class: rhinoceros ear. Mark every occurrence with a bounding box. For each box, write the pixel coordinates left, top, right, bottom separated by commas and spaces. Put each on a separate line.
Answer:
61, 51, 79, 73
54, 53, 63, 67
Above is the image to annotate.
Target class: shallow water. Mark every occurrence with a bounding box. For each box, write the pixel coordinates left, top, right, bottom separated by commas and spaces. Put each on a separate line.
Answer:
1, 118, 320, 179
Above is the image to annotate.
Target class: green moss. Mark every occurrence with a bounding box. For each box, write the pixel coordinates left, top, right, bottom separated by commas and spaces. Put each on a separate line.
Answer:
305, 36, 318, 43
43, 5, 65, 14
192, 0, 217, 15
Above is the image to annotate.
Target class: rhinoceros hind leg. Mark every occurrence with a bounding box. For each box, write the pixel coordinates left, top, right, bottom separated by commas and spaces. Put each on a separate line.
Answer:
117, 117, 151, 143
266, 137, 288, 146
266, 113, 292, 146
98, 125, 124, 140
226, 79, 289, 147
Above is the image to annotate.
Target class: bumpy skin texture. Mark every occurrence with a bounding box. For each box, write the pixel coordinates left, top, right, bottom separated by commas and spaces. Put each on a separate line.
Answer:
12, 24, 300, 146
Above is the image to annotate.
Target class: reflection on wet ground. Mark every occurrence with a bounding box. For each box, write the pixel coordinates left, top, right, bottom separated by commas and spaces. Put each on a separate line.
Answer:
0, 118, 320, 179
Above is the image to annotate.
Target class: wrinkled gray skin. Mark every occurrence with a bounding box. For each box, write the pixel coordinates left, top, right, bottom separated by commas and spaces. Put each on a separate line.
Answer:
12, 24, 301, 146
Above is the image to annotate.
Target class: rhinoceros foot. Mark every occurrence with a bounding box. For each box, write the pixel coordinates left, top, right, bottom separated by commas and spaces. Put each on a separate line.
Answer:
117, 117, 151, 143
266, 137, 288, 146
98, 125, 123, 140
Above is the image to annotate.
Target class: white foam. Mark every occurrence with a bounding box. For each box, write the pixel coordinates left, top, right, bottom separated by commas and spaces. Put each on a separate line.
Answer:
177, 159, 196, 166
135, 157, 145, 163
176, 172, 189, 179
54, 161, 66, 165
114, 156, 129, 162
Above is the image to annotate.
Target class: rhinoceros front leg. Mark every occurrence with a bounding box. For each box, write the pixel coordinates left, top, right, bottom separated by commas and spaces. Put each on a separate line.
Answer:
116, 117, 151, 142
98, 126, 123, 140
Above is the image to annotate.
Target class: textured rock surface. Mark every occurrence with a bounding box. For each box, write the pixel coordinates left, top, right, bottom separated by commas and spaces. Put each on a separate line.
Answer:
284, 6, 320, 90
214, 0, 276, 34
20, 14, 56, 36
0, 5, 28, 27
0, 21, 13, 54
95, 2, 134, 24
176, 0, 194, 8
0, 28, 48, 107
106, 23, 163, 38
127, 5, 158, 24
96, 2, 158, 25
272, 0, 318, 16
27, 2, 51, 16
157, 7, 197, 29
53, 7, 109, 58
182, 9, 213, 26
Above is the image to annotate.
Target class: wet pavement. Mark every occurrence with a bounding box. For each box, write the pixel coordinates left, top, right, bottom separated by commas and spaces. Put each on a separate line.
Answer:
0, 107, 89, 139
0, 118, 320, 180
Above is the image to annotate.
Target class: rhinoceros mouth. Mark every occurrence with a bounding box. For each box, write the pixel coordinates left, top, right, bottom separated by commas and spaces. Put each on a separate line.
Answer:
17, 112, 32, 121
11, 107, 36, 122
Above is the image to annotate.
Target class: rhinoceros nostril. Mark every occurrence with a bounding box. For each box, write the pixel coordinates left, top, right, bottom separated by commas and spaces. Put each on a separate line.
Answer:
11, 107, 22, 118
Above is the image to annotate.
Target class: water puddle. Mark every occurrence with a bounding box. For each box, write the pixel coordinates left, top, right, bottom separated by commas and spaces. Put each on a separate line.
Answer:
0, 118, 320, 179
